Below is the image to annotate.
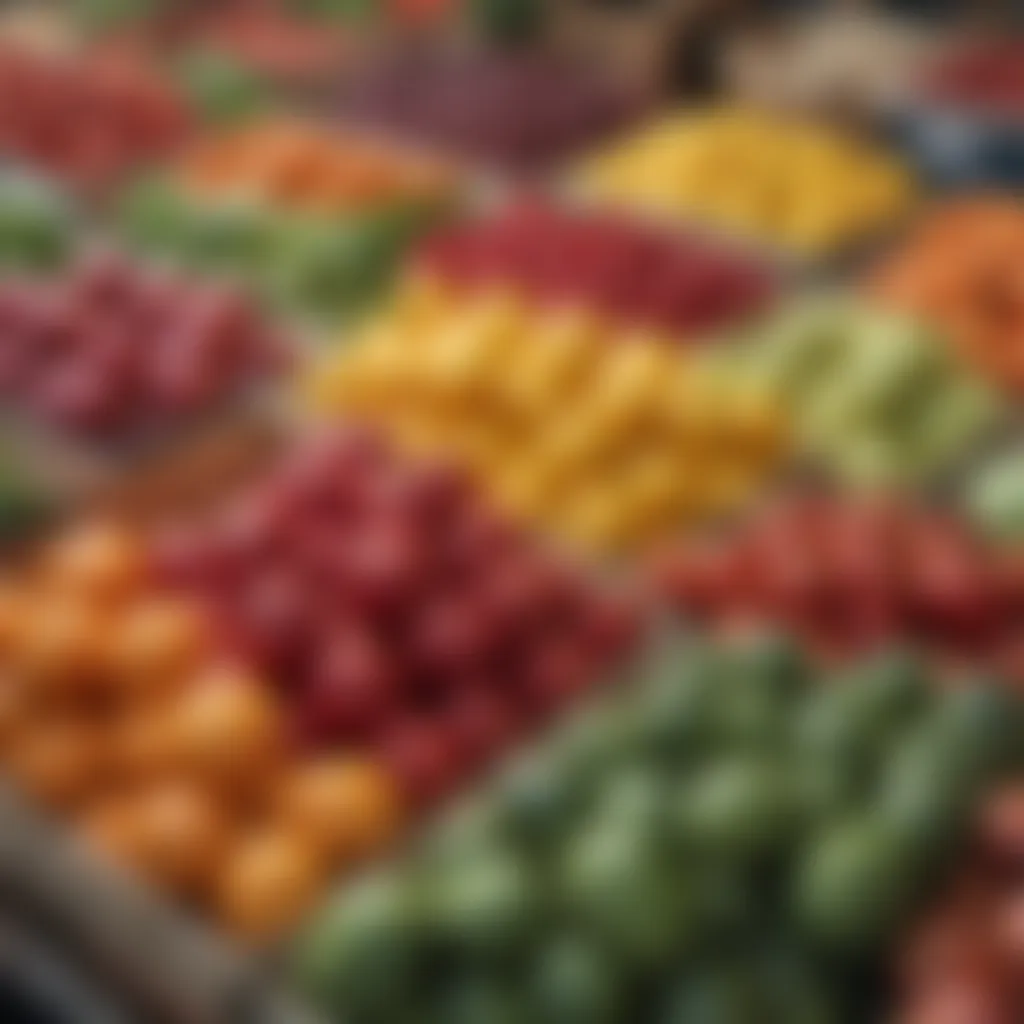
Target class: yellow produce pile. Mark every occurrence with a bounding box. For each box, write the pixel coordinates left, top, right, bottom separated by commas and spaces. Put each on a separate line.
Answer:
579, 108, 915, 257
305, 278, 786, 555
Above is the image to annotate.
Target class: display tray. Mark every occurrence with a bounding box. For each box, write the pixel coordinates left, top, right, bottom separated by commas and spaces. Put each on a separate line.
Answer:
0, 781, 321, 1024
0, 918, 128, 1024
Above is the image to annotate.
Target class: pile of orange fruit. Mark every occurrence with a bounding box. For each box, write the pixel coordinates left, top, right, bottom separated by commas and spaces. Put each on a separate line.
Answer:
177, 119, 455, 214
0, 521, 402, 942
871, 197, 1024, 392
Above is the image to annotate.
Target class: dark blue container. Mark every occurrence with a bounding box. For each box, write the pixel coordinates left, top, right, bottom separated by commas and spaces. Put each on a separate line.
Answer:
886, 101, 1024, 189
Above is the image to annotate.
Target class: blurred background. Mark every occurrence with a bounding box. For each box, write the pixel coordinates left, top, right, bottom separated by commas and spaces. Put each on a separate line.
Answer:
2, 1, 1024, 1023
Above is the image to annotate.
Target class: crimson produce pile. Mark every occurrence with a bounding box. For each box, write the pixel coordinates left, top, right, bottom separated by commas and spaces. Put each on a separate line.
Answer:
0, 6, 1022, 1024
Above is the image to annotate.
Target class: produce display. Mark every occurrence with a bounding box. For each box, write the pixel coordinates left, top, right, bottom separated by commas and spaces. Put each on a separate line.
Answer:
344, 49, 643, 173
416, 199, 778, 338
83, 0, 350, 88
870, 198, 1024, 393
152, 428, 643, 805
0, 43, 191, 193
650, 493, 1024, 680
118, 176, 449, 322
0, 520, 404, 941
4, 8, 1024, 1023
294, 635, 1024, 1023
895, 782, 1024, 1023
306, 280, 787, 554
0, 250, 286, 442
176, 120, 455, 214
721, 298, 999, 486
579, 108, 915, 258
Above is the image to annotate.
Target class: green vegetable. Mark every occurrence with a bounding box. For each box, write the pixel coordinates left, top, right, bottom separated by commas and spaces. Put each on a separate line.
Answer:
794, 815, 917, 950
661, 966, 763, 1024
293, 637, 1024, 1023
431, 854, 537, 958
794, 688, 878, 778
292, 874, 421, 1017
121, 182, 450, 324
833, 648, 928, 740
928, 683, 1023, 783
881, 729, 971, 851
561, 825, 690, 966
494, 756, 579, 845
528, 936, 620, 1024
677, 759, 797, 860
434, 977, 527, 1024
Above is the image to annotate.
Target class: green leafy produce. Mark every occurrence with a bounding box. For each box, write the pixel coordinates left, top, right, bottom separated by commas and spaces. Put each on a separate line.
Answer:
118, 180, 451, 323
294, 634, 1023, 1022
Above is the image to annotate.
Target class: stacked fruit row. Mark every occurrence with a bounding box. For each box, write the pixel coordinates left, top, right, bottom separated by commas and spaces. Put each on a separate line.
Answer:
175, 121, 455, 215
871, 197, 1024, 394
0, 43, 192, 194
0, 519, 403, 942
306, 279, 787, 555
719, 297, 1000, 487
80, 0, 350, 90
344, 49, 644, 174
0, 250, 285, 443
650, 493, 1024, 678
578, 107, 916, 259
294, 636, 1023, 1023
415, 200, 778, 338
117, 121, 458, 322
